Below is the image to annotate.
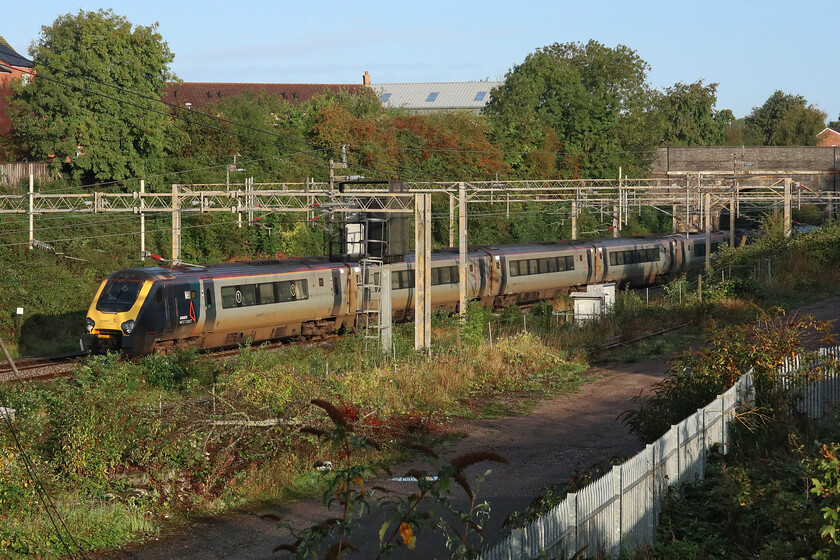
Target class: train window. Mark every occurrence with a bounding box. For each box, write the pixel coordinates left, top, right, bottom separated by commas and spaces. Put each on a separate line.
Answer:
565, 256, 575, 270
319, 278, 324, 288
392, 271, 415, 289
469, 264, 474, 272
155, 288, 164, 304
205, 288, 212, 309
276, 280, 309, 303
509, 261, 520, 277
277, 281, 292, 302
258, 283, 276, 305
538, 259, 549, 274
220, 286, 238, 309
239, 285, 257, 306
439, 267, 451, 284
547, 258, 558, 273
96, 279, 142, 313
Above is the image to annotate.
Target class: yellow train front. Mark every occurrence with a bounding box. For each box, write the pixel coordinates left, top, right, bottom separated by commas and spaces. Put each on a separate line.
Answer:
83, 259, 358, 356
83, 267, 194, 356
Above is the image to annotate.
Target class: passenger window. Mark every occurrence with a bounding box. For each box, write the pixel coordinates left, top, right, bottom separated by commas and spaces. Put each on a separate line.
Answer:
258, 283, 276, 304
221, 286, 237, 309
277, 281, 292, 302
239, 285, 257, 306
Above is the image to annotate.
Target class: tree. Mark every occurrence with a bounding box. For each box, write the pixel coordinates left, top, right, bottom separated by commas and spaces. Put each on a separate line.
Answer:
770, 103, 827, 146
484, 40, 660, 179
744, 90, 826, 145
9, 9, 177, 184
658, 81, 728, 146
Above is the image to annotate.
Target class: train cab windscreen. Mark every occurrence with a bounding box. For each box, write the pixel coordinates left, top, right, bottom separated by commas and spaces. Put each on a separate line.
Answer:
96, 277, 143, 313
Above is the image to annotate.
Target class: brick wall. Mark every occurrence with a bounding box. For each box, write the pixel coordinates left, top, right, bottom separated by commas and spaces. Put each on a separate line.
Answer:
653, 146, 839, 192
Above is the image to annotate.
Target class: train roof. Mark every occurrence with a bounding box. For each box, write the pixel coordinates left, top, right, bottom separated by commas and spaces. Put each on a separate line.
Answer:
107, 257, 341, 282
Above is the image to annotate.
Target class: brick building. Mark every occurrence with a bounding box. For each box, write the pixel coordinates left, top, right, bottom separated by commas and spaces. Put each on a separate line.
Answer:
0, 36, 32, 140
817, 127, 840, 147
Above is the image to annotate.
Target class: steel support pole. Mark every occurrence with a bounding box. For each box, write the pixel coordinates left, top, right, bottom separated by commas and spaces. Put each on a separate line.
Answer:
414, 194, 431, 351
571, 199, 578, 240
28, 171, 33, 250
729, 190, 735, 247
247, 177, 254, 226
140, 180, 146, 261
449, 192, 455, 247
704, 193, 711, 270
172, 184, 182, 262
459, 182, 467, 322
784, 178, 792, 238
380, 266, 392, 353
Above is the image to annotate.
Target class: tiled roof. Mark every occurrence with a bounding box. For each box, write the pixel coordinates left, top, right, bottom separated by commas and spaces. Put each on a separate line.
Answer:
0, 36, 33, 68
371, 81, 503, 111
163, 82, 367, 108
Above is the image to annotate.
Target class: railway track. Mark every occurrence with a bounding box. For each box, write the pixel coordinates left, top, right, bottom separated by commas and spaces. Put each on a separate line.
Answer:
0, 352, 84, 383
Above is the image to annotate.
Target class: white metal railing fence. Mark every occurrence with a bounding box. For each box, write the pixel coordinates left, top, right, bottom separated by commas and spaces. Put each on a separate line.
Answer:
482, 346, 840, 560
778, 345, 840, 420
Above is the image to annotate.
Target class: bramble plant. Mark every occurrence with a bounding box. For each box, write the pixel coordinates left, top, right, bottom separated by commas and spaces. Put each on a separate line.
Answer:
271, 399, 507, 559
810, 442, 840, 557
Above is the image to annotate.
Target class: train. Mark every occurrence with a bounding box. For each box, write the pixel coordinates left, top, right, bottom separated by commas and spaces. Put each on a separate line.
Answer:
82, 231, 733, 356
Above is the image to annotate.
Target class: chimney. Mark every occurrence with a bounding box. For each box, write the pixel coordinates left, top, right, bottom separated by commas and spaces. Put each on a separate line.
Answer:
363, 70, 371, 86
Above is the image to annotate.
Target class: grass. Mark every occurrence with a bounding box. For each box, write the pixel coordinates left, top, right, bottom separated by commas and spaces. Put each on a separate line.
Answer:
5, 223, 840, 557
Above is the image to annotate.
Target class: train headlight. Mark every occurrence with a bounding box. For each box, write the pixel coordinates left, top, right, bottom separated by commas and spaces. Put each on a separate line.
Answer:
121, 320, 136, 335
85, 317, 95, 333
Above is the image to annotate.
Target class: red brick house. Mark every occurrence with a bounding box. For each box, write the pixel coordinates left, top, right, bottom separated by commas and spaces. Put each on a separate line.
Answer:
0, 37, 32, 140
817, 127, 840, 147
162, 82, 367, 109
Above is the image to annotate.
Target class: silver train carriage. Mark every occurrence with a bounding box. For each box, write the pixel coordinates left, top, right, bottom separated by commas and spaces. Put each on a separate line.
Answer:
82, 231, 732, 355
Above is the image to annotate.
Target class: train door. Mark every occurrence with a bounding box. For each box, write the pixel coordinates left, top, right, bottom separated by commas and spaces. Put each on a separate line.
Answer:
586, 248, 595, 283
201, 279, 216, 333
330, 268, 343, 316
496, 255, 507, 295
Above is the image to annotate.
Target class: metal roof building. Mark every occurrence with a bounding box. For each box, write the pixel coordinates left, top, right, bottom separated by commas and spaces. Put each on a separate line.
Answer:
370, 81, 503, 114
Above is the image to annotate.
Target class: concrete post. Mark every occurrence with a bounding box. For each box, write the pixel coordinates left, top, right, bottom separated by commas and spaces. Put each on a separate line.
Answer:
172, 184, 181, 262
704, 193, 711, 270
140, 180, 146, 261
784, 178, 792, 238
414, 194, 431, 351
459, 182, 468, 321
28, 171, 34, 250
380, 266, 392, 353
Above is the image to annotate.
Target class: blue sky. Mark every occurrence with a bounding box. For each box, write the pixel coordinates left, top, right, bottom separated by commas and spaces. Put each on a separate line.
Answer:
4, 0, 838, 120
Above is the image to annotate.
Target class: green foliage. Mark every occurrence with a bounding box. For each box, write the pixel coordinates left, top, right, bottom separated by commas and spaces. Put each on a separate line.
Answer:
280, 399, 505, 559
657, 80, 727, 146
744, 90, 826, 146
651, 407, 840, 560
621, 310, 836, 444
484, 40, 659, 179
809, 442, 840, 555
141, 349, 219, 391
9, 9, 177, 183
461, 302, 494, 345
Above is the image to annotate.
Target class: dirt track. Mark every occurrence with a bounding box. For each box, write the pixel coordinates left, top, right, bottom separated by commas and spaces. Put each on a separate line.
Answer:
95, 298, 840, 559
